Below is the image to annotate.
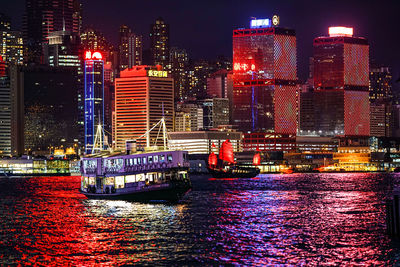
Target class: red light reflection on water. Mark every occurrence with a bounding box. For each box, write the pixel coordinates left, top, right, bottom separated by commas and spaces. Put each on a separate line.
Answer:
0, 173, 398, 265
0, 176, 180, 265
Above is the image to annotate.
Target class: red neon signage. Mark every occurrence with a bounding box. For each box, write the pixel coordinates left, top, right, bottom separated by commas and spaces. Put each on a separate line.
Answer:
234, 63, 256, 71
85, 51, 103, 60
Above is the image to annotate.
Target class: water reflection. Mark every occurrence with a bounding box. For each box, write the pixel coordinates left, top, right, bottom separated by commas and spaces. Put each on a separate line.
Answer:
0, 174, 399, 265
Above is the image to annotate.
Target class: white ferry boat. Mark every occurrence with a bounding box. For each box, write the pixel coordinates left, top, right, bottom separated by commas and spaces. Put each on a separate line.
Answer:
80, 150, 191, 201
80, 118, 191, 202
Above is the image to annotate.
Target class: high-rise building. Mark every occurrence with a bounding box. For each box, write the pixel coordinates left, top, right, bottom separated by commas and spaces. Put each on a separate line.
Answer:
23, 0, 81, 64
44, 30, 80, 67
0, 31, 23, 65
369, 65, 393, 137
186, 60, 214, 100
0, 13, 24, 65
114, 66, 173, 150
176, 102, 204, 131
0, 13, 11, 31
369, 65, 392, 103
119, 25, 142, 71
150, 18, 169, 67
169, 47, 188, 100
9, 65, 24, 156
207, 69, 233, 123
84, 51, 104, 154
232, 18, 298, 133
23, 65, 80, 153
312, 26, 370, 136
202, 98, 230, 129
81, 28, 112, 54
80, 29, 116, 148
0, 56, 11, 156
174, 111, 191, 132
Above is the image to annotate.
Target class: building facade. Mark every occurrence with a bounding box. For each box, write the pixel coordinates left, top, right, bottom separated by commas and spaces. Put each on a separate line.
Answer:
150, 18, 169, 67
23, 0, 81, 64
119, 25, 142, 71
207, 69, 233, 123
202, 98, 230, 129
114, 66, 173, 150
232, 18, 298, 133
312, 27, 370, 136
169, 47, 188, 100
45, 30, 80, 67
168, 131, 242, 154
0, 57, 11, 156
84, 51, 104, 154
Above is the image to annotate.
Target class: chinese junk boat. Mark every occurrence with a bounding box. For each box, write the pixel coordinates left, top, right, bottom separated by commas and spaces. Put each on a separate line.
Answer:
207, 139, 260, 178
80, 118, 191, 202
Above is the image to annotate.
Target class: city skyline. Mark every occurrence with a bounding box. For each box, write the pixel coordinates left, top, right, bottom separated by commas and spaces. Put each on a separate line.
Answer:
4, 0, 400, 82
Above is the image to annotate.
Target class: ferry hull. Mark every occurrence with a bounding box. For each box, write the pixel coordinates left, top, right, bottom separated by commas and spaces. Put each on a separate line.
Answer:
81, 182, 191, 202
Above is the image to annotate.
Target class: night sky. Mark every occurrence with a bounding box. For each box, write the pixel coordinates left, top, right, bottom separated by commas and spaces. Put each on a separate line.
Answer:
4, 0, 400, 83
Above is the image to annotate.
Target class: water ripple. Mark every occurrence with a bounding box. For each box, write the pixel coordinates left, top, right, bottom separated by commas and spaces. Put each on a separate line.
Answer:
0, 173, 399, 265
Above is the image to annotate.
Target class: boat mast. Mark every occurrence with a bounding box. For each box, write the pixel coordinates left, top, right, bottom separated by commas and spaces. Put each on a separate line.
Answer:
92, 123, 103, 154
162, 102, 166, 150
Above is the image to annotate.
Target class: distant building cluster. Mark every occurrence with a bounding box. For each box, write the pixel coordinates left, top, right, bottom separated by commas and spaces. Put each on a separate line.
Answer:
0, 5, 399, 159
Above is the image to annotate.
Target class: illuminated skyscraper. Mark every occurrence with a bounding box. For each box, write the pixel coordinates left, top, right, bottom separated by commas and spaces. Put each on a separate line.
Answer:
233, 18, 298, 133
369, 65, 392, 103
207, 70, 233, 123
119, 25, 142, 71
0, 56, 11, 156
45, 30, 80, 67
313, 26, 370, 136
369, 65, 393, 137
23, 0, 81, 64
84, 51, 104, 154
0, 13, 23, 65
150, 18, 169, 67
114, 66, 173, 150
169, 47, 188, 100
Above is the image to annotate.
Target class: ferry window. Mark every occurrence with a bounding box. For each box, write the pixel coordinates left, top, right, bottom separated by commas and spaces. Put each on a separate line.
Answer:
125, 175, 135, 183
134, 158, 137, 165
142, 157, 147, 164
136, 173, 145, 182
148, 156, 153, 164
160, 155, 165, 162
116, 159, 123, 169
89, 177, 96, 185
137, 157, 141, 164
115, 176, 125, 189
167, 154, 173, 162
154, 155, 158, 163
130, 159, 134, 165
106, 177, 115, 185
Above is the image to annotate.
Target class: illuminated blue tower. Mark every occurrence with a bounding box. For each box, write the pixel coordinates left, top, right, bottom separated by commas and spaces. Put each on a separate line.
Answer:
84, 51, 104, 154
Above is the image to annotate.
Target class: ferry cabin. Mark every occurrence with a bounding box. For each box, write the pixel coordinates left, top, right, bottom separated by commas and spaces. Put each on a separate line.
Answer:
80, 150, 189, 194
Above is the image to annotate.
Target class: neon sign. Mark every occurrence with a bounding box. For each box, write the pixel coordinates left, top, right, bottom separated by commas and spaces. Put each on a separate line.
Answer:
328, 27, 353, 37
85, 51, 103, 60
148, 70, 168, 77
250, 19, 270, 29
272, 15, 280, 26
234, 63, 256, 71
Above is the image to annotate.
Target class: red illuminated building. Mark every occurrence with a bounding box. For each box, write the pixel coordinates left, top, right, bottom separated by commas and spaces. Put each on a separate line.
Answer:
312, 26, 370, 136
232, 18, 298, 134
113, 66, 173, 149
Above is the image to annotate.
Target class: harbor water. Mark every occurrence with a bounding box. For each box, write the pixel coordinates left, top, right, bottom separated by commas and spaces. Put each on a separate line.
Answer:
1, 173, 400, 265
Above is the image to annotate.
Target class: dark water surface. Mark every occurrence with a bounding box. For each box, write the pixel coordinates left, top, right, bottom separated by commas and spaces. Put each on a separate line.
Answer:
1, 173, 400, 265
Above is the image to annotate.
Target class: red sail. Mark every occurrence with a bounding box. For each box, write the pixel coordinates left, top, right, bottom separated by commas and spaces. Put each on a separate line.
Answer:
208, 152, 217, 167
219, 139, 235, 164
253, 153, 261, 166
